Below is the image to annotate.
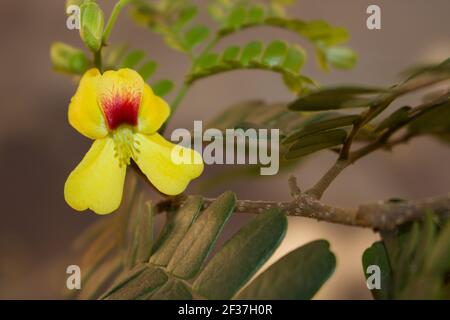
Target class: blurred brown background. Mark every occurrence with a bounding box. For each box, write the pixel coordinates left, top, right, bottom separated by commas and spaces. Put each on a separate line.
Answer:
0, 0, 449, 299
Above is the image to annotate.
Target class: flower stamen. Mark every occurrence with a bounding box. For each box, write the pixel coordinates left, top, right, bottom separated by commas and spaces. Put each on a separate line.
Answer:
111, 126, 139, 167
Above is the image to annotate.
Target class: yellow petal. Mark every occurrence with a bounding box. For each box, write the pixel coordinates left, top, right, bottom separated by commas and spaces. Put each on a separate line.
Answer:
137, 84, 171, 134
97, 68, 144, 130
64, 138, 126, 214
134, 133, 203, 195
68, 68, 108, 139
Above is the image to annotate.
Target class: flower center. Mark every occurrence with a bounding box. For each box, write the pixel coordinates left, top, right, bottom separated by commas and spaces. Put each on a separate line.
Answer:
100, 89, 141, 130
111, 126, 140, 167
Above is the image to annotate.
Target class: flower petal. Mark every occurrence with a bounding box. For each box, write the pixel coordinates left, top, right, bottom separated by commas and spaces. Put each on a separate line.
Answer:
98, 68, 144, 130
134, 133, 203, 195
68, 68, 108, 139
64, 138, 126, 214
137, 84, 171, 134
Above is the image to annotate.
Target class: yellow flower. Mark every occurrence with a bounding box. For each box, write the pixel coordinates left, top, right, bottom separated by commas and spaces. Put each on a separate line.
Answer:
64, 68, 203, 214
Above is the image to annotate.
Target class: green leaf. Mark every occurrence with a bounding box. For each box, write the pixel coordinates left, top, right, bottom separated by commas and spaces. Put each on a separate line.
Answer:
152, 80, 174, 97
236, 240, 336, 299
285, 129, 347, 160
103, 43, 129, 69
77, 255, 122, 300
184, 25, 210, 49
138, 60, 158, 81
413, 213, 437, 269
167, 192, 236, 279
125, 192, 152, 269
226, 6, 247, 29
247, 5, 266, 24
193, 208, 287, 299
150, 196, 203, 266
282, 45, 305, 73
196, 53, 220, 69
240, 41, 263, 65
362, 241, 393, 300
408, 100, 450, 142
299, 20, 349, 45
324, 46, 357, 69
50, 42, 89, 75
106, 265, 168, 300
426, 220, 450, 274
262, 41, 288, 67
121, 50, 146, 69
148, 278, 192, 300
174, 6, 198, 31
101, 263, 147, 299
402, 57, 450, 81
378, 214, 450, 299
289, 86, 385, 111
375, 106, 411, 132
222, 46, 240, 62
207, 1, 228, 22
284, 114, 359, 143
135, 202, 154, 264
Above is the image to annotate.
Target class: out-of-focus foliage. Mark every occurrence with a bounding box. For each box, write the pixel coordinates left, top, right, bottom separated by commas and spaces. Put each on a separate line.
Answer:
283, 58, 450, 160
363, 213, 450, 299
128, 0, 355, 94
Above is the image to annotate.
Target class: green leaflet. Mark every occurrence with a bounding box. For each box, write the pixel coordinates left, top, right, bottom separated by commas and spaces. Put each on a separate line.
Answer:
193, 208, 287, 299
147, 279, 193, 300
167, 192, 236, 279
375, 106, 411, 132
50, 42, 89, 75
283, 114, 359, 143
184, 25, 210, 49
138, 60, 158, 80
120, 50, 146, 69
283, 45, 306, 73
289, 86, 386, 111
362, 241, 393, 300
322, 46, 357, 70
241, 41, 263, 65
150, 196, 203, 266
261, 41, 288, 67
174, 6, 198, 31
408, 100, 450, 143
106, 265, 168, 300
235, 240, 336, 299
222, 46, 240, 62
285, 129, 347, 160
152, 79, 175, 97
226, 5, 247, 29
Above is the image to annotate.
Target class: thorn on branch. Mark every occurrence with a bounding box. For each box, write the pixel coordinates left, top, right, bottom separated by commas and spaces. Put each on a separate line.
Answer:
288, 175, 301, 199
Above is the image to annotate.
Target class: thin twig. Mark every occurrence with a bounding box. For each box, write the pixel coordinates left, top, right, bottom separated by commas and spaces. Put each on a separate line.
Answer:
305, 78, 450, 200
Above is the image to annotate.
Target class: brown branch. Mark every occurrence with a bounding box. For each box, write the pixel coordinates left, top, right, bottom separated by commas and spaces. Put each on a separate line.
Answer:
156, 192, 450, 231
155, 76, 450, 231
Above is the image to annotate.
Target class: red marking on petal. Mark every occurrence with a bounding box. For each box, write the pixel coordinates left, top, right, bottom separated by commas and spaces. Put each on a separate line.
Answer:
100, 90, 141, 130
